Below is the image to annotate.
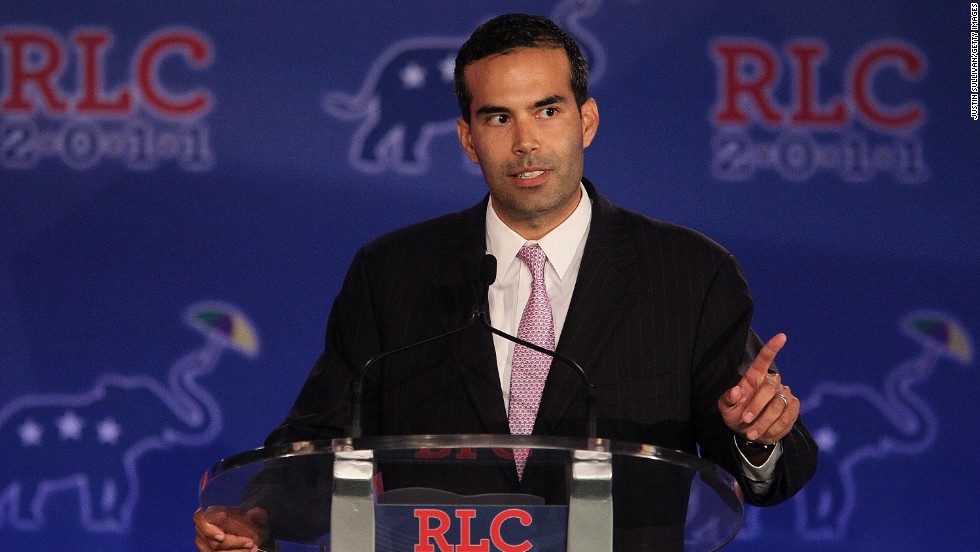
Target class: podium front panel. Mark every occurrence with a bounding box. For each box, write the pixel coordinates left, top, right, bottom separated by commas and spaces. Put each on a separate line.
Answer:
199, 435, 743, 551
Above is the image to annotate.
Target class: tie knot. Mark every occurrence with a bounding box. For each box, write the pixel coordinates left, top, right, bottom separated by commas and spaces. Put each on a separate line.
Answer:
518, 244, 548, 278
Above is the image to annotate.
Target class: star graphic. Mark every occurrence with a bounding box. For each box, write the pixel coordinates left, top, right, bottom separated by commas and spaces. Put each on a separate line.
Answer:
400, 62, 427, 90
97, 418, 122, 445
439, 55, 455, 83
56, 410, 85, 440
812, 425, 838, 453
19, 419, 43, 446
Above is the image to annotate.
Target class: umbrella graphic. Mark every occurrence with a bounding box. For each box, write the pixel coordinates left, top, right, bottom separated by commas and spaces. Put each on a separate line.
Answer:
186, 302, 260, 358
902, 311, 973, 364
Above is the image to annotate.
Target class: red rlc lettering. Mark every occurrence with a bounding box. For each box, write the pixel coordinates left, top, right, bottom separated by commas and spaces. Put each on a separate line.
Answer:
712, 40, 782, 126
1, 28, 68, 113
414, 508, 534, 552
788, 42, 845, 125
492, 448, 515, 460
0, 26, 212, 118
456, 509, 490, 552
75, 29, 132, 114
416, 448, 452, 459
850, 42, 924, 130
712, 38, 925, 131
136, 28, 213, 118
490, 509, 533, 552
415, 509, 454, 552
415, 448, 479, 460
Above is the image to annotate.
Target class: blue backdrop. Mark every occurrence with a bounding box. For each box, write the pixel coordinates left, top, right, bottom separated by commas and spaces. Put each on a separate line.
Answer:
1, 1, 977, 550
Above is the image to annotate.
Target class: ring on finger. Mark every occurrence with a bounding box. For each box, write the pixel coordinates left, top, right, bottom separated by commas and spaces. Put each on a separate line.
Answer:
776, 393, 788, 408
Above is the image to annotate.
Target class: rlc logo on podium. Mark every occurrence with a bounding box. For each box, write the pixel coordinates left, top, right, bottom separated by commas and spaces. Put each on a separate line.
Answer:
414, 508, 535, 552
0, 301, 258, 532
375, 505, 568, 552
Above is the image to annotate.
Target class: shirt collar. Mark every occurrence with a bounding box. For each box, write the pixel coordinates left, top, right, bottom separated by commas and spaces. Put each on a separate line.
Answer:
485, 183, 592, 281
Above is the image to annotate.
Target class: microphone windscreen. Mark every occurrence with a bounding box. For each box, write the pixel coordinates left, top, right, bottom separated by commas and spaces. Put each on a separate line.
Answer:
480, 254, 497, 286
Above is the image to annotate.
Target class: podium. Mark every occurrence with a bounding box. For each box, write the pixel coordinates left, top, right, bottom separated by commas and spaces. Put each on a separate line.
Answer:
199, 435, 744, 551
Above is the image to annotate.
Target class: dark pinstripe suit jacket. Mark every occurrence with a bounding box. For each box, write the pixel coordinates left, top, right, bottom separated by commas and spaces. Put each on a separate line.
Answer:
266, 179, 817, 508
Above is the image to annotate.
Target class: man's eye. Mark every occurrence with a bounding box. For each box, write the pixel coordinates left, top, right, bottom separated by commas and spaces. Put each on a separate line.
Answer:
541, 107, 558, 118
489, 114, 509, 125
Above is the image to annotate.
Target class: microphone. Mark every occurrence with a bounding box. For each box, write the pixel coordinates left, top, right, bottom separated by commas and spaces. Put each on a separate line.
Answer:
344, 256, 490, 438
475, 254, 599, 439
344, 254, 599, 440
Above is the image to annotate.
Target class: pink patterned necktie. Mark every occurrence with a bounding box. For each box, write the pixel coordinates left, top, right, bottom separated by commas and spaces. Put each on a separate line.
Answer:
508, 244, 556, 479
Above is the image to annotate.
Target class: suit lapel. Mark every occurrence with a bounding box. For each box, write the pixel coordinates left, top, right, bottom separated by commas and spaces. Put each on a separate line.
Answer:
534, 182, 639, 435
438, 198, 511, 435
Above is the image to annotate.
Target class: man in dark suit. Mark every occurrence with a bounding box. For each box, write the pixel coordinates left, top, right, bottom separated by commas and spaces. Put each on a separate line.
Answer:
195, 13, 817, 552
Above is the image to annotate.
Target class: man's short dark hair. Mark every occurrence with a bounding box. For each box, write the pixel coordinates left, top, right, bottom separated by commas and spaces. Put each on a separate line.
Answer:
454, 13, 590, 121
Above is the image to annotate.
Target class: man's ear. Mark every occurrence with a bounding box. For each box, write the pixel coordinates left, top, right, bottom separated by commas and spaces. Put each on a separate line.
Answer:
456, 118, 480, 163
581, 98, 599, 149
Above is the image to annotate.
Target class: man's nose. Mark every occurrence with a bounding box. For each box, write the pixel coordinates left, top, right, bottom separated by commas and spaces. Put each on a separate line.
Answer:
512, 119, 539, 155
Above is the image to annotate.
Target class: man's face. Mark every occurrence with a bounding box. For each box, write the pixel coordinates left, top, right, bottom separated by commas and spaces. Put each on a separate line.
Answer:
456, 47, 599, 240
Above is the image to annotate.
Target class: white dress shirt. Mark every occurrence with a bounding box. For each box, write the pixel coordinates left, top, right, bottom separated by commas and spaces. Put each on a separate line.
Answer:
485, 184, 592, 410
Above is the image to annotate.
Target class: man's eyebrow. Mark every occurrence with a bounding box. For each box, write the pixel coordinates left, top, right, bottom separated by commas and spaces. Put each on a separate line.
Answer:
474, 95, 569, 117
475, 104, 510, 116
532, 95, 567, 108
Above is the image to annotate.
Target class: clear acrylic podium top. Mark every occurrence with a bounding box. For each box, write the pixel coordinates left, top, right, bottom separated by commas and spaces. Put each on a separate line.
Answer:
199, 434, 743, 552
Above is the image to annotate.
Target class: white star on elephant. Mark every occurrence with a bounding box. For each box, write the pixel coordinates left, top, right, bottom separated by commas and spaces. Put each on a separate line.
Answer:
812, 425, 839, 453
97, 418, 122, 445
56, 410, 84, 440
400, 62, 427, 90
18, 418, 43, 446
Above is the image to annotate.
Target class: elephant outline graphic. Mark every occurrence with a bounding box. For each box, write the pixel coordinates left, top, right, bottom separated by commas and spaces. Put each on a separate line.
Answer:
737, 309, 973, 541
321, 0, 608, 175
0, 300, 258, 532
